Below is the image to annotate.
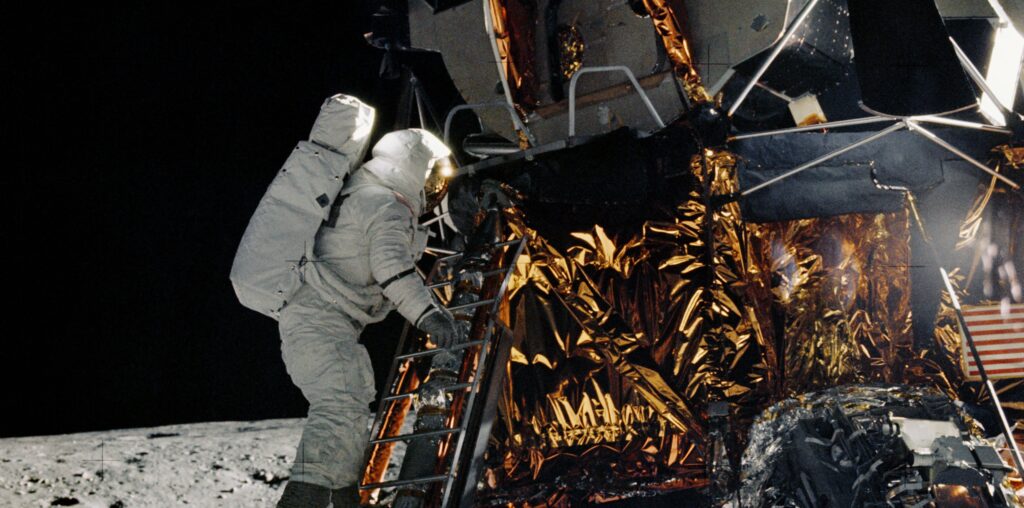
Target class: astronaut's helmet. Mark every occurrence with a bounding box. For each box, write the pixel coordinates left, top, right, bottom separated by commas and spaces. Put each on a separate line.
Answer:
368, 128, 454, 213
404, 129, 456, 212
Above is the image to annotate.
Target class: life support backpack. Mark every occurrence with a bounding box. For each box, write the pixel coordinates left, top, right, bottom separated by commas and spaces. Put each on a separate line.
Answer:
230, 94, 375, 319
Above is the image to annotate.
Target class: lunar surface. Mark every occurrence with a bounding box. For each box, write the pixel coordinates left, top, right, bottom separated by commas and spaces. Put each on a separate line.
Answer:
1, 417, 412, 507
0, 418, 307, 507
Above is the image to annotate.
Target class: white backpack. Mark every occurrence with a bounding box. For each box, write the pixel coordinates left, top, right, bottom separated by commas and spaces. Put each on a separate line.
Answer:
230, 94, 375, 319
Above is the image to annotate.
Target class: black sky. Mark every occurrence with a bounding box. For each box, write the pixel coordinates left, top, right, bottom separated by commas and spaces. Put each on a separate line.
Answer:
7, 3, 426, 437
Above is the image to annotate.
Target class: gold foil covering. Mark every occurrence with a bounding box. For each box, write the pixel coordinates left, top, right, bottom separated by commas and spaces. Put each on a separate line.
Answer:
487, 0, 540, 110
478, 151, 780, 503
474, 144, 1024, 502
556, 24, 584, 81
748, 211, 915, 395
639, 0, 710, 103
462, 2, 1021, 501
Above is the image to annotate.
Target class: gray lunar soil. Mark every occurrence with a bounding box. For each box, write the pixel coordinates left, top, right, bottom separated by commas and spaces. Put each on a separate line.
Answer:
0, 417, 410, 508
0, 419, 305, 507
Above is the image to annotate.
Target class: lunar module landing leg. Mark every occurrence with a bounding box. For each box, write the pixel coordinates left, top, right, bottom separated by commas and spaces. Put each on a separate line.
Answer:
359, 205, 527, 508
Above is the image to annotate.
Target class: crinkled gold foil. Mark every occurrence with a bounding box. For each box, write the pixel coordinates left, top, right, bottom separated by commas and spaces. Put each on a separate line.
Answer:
639, 0, 711, 103
487, 0, 540, 110
748, 211, 915, 395
487, 0, 515, 94
488, 215, 708, 498
477, 150, 779, 503
466, 144, 1024, 504
476, 146, 956, 503
458, 5, 1020, 498
453, 147, 1024, 506
556, 25, 584, 81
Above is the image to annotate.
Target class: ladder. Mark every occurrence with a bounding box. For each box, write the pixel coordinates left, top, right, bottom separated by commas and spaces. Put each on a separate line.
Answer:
359, 213, 527, 508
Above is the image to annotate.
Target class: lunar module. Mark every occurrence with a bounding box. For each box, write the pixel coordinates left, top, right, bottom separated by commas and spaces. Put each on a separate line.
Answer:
353, 0, 1024, 506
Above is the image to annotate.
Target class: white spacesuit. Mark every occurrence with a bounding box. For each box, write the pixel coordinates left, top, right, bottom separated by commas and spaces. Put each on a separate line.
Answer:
277, 129, 460, 508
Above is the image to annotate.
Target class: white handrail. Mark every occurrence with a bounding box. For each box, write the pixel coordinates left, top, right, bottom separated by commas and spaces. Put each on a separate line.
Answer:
443, 102, 536, 147
568, 65, 666, 137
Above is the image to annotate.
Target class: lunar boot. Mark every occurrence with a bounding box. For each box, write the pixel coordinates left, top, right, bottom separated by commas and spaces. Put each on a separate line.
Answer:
276, 480, 331, 508
331, 485, 361, 507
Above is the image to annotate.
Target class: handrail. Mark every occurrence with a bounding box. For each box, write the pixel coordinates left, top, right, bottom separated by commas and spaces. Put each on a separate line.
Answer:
568, 65, 666, 137
443, 102, 536, 147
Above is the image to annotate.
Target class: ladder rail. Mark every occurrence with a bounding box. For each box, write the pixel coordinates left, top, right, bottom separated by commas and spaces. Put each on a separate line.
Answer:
440, 236, 528, 508
456, 324, 517, 508
359, 236, 528, 503
360, 322, 416, 494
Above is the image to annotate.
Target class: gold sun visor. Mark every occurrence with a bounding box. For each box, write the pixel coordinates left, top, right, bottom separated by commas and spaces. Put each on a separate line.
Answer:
424, 156, 456, 212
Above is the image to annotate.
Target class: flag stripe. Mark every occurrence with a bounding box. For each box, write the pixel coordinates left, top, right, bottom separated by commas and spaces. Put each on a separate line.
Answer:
967, 348, 1024, 356
965, 310, 1024, 316
961, 317, 1024, 326
967, 367, 1024, 376
967, 357, 1024, 366
972, 337, 1024, 346
968, 367, 1024, 373
958, 325, 1024, 333
967, 362, 1024, 369
969, 346, 1024, 355
968, 352, 1024, 361
962, 304, 1024, 380
970, 344, 1024, 350
962, 322, 1024, 330
970, 328, 1024, 336
970, 333, 1024, 342
962, 307, 1024, 315
963, 304, 1024, 316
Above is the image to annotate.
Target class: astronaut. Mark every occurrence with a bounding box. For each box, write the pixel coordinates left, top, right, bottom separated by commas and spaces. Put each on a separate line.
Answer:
276, 129, 461, 508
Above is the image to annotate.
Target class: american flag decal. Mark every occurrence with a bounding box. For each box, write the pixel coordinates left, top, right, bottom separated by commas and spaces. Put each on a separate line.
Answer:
960, 304, 1024, 380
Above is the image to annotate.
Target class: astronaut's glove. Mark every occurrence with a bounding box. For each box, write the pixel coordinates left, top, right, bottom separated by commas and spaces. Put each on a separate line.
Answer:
416, 306, 462, 349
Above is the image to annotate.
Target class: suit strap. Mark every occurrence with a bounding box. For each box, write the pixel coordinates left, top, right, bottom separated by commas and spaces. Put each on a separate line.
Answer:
378, 268, 416, 290
323, 194, 348, 228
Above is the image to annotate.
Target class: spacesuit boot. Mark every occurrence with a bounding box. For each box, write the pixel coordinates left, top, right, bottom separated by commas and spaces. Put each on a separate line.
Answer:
331, 485, 360, 508
276, 480, 331, 508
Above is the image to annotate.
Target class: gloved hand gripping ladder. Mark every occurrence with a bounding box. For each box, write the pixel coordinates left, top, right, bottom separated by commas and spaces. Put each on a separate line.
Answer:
359, 207, 527, 508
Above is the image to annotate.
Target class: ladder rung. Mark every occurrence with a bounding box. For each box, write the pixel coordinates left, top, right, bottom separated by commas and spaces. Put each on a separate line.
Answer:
431, 239, 523, 265
395, 340, 486, 360
437, 252, 464, 263
382, 382, 474, 402
447, 299, 495, 312
371, 427, 460, 445
424, 247, 459, 256
427, 269, 508, 289
360, 474, 450, 490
